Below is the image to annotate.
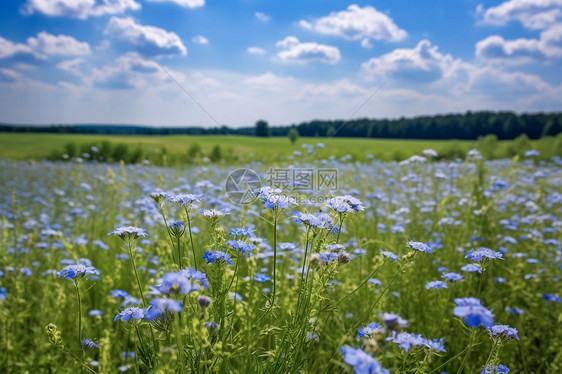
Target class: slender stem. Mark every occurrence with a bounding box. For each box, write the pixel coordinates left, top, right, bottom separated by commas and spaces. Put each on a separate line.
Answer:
177, 235, 182, 269
74, 282, 82, 348
483, 340, 498, 369
272, 211, 278, 306
456, 330, 476, 374
186, 213, 197, 269
336, 214, 345, 243
175, 313, 185, 372
127, 241, 147, 307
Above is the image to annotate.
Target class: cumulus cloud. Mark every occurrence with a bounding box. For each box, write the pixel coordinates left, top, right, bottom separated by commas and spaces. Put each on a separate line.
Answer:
21, 0, 141, 19
275, 36, 340, 64
361, 39, 467, 84
476, 0, 562, 30
0, 36, 45, 60
299, 4, 407, 45
27, 32, 91, 56
192, 35, 209, 45
255, 12, 270, 22
90, 52, 181, 89
146, 0, 204, 8
247, 46, 265, 55
56, 58, 86, 76
476, 25, 562, 64
105, 17, 187, 56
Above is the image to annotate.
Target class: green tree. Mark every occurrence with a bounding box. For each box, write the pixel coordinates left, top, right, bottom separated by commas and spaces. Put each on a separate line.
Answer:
255, 120, 270, 137
288, 127, 299, 145
210, 145, 222, 162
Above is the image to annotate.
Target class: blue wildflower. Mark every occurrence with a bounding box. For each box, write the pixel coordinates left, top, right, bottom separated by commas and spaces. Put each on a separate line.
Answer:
0, 287, 6, 301
465, 248, 503, 262
202, 251, 233, 265
144, 298, 183, 321
254, 273, 271, 282
488, 324, 519, 340
159, 271, 199, 295
82, 338, 100, 349
180, 267, 209, 289
327, 195, 365, 213
114, 307, 146, 323
426, 280, 448, 290
441, 272, 464, 282
386, 332, 425, 352
293, 212, 334, 229
226, 240, 256, 255
256, 186, 297, 210
407, 241, 432, 254
357, 322, 385, 340
88, 309, 104, 316
461, 264, 482, 273
57, 264, 100, 279
482, 364, 510, 374
505, 306, 524, 315
340, 346, 389, 374
380, 250, 399, 261
108, 226, 147, 241
318, 251, 338, 263
543, 294, 561, 302
368, 278, 382, 287
229, 227, 257, 239
379, 312, 409, 329
168, 193, 202, 209
423, 338, 446, 352
111, 289, 129, 298
453, 298, 495, 328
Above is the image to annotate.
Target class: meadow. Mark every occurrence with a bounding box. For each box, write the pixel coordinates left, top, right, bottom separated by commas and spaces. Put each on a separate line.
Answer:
1, 132, 560, 164
0, 145, 561, 373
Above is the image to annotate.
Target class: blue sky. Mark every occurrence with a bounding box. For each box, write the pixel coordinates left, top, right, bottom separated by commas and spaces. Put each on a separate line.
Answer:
0, 0, 561, 127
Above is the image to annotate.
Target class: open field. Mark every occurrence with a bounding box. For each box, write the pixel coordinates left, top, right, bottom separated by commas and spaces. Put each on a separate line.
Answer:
0, 132, 546, 163
0, 152, 561, 373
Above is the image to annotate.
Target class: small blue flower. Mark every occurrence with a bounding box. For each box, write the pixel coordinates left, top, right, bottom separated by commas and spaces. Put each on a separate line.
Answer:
57, 264, 100, 279
368, 278, 382, 287
543, 294, 561, 302
453, 297, 494, 328
226, 240, 256, 255
379, 312, 409, 329
357, 322, 385, 340
461, 264, 482, 273
89, 309, 104, 316
159, 272, 199, 295
327, 195, 365, 213
202, 251, 233, 265
144, 298, 183, 321
465, 248, 503, 262
114, 307, 146, 323
386, 332, 425, 352
423, 337, 446, 352
318, 251, 338, 263
380, 250, 399, 261
441, 272, 464, 282
108, 226, 147, 241
111, 289, 129, 298
488, 324, 519, 340
293, 212, 334, 229
180, 267, 209, 289
426, 280, 448, 290
254, 273, 271, 283
407, 241, 432, 254
340, 346, 389, 374
505, 306, 524, 315
82, 338, 100, 349
482, 364, 510, 374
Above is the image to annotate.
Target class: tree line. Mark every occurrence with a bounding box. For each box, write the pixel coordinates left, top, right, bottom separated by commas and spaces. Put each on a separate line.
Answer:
1, 111, 561, 140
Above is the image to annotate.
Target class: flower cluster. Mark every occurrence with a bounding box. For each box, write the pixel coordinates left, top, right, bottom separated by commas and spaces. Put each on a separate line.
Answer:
108, 226, 147, 241
57, 264, 100, 279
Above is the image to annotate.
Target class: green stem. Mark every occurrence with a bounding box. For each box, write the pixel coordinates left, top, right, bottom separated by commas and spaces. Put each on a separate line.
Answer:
272, 211, 278, 306
456, 330, 476, 374
186, 213, 197, 269
177, 235, 182, 270
127, 241, 147, 307
175, 313, 185, 372
74, 282, 82, 349
336, 214, 345, 244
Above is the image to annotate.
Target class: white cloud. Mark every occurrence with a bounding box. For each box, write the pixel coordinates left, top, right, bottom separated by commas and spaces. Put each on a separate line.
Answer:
299, 4, 407, 45
56, 58, 86, 76
192, 35, 209, 45
0, 36, 45, 60
247, 46, 265, 55
275, 36, 340, 64
477, 0, 562, 29
105, 17, 187, 56
361, 39, 465, 84
255, 12, 270, 22
21, 0, 141, 19
476, 25, 562, 64
27, 32, 90, 56
146, 0, 204, 8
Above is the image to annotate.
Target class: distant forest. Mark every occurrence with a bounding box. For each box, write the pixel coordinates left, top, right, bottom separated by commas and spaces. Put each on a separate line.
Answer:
1, 111, 561, 140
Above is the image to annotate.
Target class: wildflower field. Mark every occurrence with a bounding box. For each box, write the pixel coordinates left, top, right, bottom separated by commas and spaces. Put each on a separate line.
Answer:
0, 149, 561, 373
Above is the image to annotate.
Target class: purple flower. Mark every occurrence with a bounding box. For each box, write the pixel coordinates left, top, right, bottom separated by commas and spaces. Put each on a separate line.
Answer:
340, 346, 389, 374
453, 297, 495, 328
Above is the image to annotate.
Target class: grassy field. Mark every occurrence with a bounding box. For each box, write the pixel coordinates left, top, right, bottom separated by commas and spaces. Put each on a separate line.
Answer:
0, 132, 493, 161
